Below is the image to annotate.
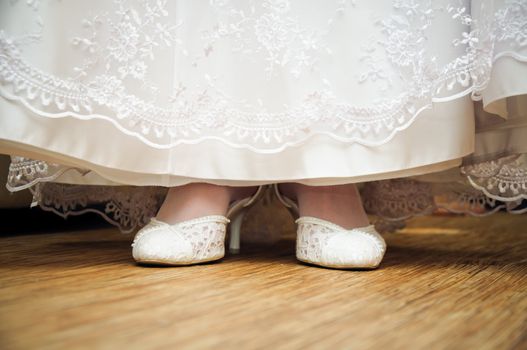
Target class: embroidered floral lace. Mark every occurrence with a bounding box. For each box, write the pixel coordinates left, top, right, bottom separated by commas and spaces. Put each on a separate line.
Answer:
1, 0, 526, 149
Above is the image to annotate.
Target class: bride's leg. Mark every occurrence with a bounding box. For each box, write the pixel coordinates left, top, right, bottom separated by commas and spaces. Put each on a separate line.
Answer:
278, 183, 370, 229
156, 183, 258, 224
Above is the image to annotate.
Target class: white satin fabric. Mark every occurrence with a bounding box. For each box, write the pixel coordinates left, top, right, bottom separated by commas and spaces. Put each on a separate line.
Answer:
0, 95, 473, 186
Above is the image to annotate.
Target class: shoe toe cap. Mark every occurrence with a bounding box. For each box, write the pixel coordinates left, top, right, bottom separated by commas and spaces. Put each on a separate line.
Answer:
323, 231, 386, 267
132, 228, 194, 263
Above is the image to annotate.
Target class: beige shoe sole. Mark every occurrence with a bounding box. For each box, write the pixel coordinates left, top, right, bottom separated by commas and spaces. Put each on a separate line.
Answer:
135, 253, 225, 266
296, 256, 382, 270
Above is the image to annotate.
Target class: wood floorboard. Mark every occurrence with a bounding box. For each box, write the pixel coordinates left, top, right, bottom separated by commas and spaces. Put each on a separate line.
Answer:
0, 213, 526, 350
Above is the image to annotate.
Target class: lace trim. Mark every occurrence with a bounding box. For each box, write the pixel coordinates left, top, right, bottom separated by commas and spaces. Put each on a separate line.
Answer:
7, 156, 89, 193
362, 177, 527, 222
362, 179, 437, 221
0, 83, 454, 153
6, 152, 527, 234
6, 171, 525, 235
28, 182, 167, 233
461, 154, 527, 202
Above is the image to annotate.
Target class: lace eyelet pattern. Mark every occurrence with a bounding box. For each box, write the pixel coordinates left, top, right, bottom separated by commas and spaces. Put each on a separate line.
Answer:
295, 216, 387, 269
131, 216, 230, 265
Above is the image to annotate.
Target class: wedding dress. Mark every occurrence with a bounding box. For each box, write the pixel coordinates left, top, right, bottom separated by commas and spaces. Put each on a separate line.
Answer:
0, 0, 526, 233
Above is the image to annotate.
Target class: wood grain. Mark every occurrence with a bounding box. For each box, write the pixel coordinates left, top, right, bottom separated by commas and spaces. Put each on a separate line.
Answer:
1, 212, 526, 350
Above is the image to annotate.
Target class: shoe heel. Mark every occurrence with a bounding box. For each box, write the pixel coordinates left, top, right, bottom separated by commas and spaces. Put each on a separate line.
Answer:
273, 184, 300, 218
228, 209, 246, 254
225, 185, 268, 254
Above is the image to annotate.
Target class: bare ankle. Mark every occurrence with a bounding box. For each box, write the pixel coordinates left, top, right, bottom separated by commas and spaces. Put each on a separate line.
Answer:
156, 183, 231, 223
285, 183, 370, 229
155, 183, 259, 224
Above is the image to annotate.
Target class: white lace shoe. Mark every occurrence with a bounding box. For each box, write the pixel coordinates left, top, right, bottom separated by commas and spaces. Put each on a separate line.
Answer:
273, 184, 387, 269
132, 185, 266, 265
131, 216, 230, 265
295, 217, 386, 269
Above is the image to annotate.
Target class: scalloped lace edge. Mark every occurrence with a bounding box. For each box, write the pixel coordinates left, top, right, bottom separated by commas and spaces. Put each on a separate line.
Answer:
0, 85, 456, 153
3, 51, 526, 153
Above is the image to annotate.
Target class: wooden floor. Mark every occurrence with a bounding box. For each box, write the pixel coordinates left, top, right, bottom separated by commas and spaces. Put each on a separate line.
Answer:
1, 213, 526, 350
